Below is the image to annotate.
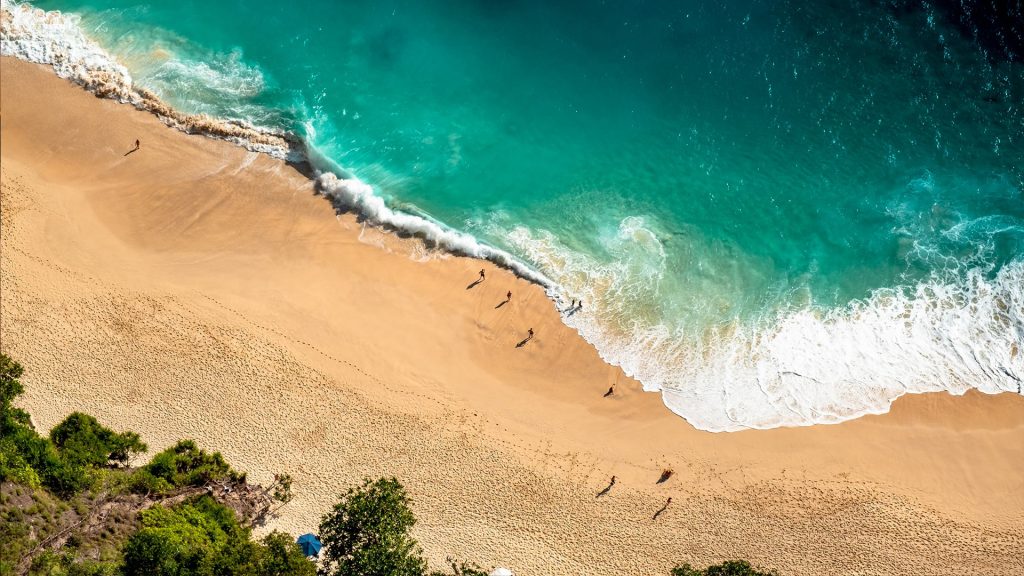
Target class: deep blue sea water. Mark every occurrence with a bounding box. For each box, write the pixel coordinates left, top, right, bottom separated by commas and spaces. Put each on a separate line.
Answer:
5, 0, 1023, 429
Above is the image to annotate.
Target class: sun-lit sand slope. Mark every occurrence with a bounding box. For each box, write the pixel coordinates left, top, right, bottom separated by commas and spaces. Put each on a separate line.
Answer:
2, 59, 1023, 575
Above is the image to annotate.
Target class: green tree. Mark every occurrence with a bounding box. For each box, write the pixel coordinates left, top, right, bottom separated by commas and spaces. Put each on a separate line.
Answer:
122, 496, 313, 576
7, 423, 88, 498
49, 413, 147, 468
0, 436, 41, 487
131, 440, 243, 495
671, 560, 777, 576
0, 350, 26, 422
258, 532, 316, 576
318, 477, 426, 576
122, 496, 250, 576
0, 355, 118, 497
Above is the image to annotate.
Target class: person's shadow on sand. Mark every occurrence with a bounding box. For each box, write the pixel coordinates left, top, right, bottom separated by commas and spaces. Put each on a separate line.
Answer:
596, 476, 616, 498
123, 146, 139, 157
466, 278, 483, 290
515, 329, 534, 348
652, 498, 672, 520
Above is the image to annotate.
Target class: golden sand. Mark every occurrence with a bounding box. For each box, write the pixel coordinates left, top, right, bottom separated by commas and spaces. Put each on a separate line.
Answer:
2, 58, 1022, 575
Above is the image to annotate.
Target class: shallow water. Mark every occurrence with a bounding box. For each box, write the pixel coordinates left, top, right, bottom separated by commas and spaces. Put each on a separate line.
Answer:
7, 0, 1023, 429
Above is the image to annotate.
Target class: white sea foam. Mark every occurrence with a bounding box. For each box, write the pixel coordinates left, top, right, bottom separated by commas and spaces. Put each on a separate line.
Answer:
1, 0, 298, 160
313, 173, 554, 287
505, 217, 1023, 431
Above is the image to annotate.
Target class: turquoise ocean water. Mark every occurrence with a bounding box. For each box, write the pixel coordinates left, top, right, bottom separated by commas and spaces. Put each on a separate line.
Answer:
4, 0, 1023, 430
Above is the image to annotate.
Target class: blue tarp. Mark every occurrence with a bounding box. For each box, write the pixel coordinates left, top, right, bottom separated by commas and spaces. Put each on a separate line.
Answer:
296, 533, 322, 557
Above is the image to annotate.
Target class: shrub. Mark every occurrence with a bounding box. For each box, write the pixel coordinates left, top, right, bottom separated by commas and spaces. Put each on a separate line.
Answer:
122, 496, 312, 576
125, 469, 173, 495
135, 440, 243, 495
0, 355, 138, 498
258, 532, 315, 576
0, 354, 26, 424
49, 413, 147, 468
0, 436, 41, 488
9, 426, 89, 498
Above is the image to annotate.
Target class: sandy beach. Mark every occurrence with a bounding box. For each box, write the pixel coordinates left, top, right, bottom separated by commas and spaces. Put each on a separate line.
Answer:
2, 58, 1023, 575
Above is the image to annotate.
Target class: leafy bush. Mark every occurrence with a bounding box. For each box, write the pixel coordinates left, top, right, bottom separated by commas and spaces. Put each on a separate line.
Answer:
123, 496, 251, 576
0, 436, 41, 488
50, 413, 147, 468
319, 477, 427, 576
8, 425, 89, 498
0, 355, 111, 497
121, 496, 312, 576
124, 469, 173, 496
258, 531, 315, 576
134, 440, 243, 495
0, 354, 26, 425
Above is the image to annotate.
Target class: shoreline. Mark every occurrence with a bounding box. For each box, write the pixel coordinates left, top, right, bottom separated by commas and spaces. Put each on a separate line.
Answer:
3, 57, 1024, 575
4, 0, 1021, 433
0, 0, 557, 288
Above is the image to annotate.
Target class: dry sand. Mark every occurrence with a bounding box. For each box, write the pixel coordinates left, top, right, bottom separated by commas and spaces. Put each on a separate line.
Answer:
2, 58, 1023, 575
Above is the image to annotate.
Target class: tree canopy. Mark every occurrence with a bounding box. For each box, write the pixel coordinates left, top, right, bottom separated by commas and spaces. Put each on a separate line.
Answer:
129, 440, 244, 495
672, 560, 778, 576
122, 496, 313, 576
318, 477, 427, 576
50, 412, 147, 468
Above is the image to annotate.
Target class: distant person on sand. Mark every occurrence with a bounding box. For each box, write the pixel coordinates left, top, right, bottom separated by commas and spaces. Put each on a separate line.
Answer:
479, 269, 486, 281
611, 475, 617, 485
604, 386, 614, 397
135, 139, 140, 149
507, 290, 512, 301
528, 328, 534, 338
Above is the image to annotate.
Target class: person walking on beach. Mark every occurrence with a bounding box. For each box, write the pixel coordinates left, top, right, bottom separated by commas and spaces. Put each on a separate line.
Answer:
134, 139, 140, 149
479, 269, 486, 281
516, 328, 535, 348
610, 475, 617, 486
506, 290, 512, 301
604, 385, 615, 397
